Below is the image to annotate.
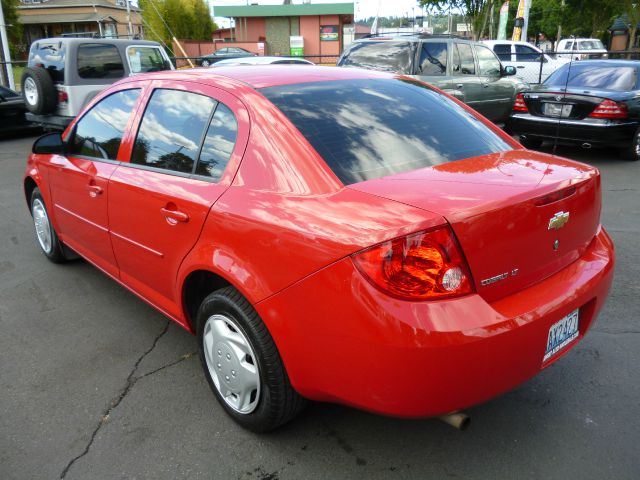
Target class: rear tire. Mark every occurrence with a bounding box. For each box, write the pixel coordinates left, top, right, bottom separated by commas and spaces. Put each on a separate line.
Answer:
30, 187, 67, 263
621, 129, 640, 161
21, 67, 57, 114
196, 286, 305, 432
519, 135, 543, 150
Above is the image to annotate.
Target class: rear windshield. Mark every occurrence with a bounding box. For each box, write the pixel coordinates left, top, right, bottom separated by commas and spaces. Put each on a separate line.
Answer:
578, 40, 605, 50
545, 65, 637, 91
260, 79, 512, 185
338, 42, 414, 74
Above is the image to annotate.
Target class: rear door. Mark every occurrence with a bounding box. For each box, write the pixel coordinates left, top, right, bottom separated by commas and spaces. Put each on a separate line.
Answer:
107, 81, 248, 318
46, 88, 142, 277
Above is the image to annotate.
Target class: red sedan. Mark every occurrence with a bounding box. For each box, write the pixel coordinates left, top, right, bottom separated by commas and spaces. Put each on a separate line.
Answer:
24, 66, 614, 432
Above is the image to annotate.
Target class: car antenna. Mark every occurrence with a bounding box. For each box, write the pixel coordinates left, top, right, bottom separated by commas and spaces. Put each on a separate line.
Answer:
552, 36, 575, 156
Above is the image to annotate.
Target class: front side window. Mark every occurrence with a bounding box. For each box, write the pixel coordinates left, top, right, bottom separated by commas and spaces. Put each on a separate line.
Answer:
127, 46, 168, 73
515, 45, 541, 62
456, 43, 475, 75
493, 44, 511, 61
77, 44, 124, 79
261, 79, 511, 185
339, 42, 414, 74
476, 45, 501, 76
418, 42, 447, 76
69, 89, 141, 160
131, 89, 216, 174
196, 103, 238, 180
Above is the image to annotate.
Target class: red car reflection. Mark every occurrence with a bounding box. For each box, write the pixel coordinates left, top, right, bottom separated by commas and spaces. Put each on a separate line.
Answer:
24, 66, 614, 432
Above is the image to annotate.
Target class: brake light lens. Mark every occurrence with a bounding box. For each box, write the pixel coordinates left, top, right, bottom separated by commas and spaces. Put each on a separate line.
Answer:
57, 89, 68, 103
352, 227, 473, 300
588, 99, 627, 119
513, 93, 528, 112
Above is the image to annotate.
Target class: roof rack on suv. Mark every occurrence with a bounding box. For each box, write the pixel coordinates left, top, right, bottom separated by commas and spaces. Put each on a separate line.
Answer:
362, 32, 467, 40
60, 32, 141, 39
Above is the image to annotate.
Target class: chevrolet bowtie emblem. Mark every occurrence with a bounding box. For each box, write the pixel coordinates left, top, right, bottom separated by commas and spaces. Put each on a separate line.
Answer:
548, 211, 570, 230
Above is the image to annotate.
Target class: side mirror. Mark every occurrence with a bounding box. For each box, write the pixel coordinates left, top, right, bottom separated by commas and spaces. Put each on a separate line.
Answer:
32, 132, 65, 155
503, 65, 517, 76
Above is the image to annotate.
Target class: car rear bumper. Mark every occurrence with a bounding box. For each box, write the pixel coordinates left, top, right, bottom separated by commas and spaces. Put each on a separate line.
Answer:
257, 227, 614, 417
508, 113, 637, 147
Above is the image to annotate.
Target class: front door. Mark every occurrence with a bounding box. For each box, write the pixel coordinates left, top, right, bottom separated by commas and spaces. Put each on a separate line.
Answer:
475, 44, 514, 122
46, 88, 142, 277
108, 84, 246, 319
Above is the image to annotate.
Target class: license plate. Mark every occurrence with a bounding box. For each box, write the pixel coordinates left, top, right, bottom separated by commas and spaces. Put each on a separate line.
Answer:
543, 309, 579, 362
543, 103, 572, 117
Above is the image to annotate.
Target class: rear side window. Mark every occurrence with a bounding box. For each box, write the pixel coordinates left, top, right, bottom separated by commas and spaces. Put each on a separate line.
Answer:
261, 79, 511, 185
196, 103, 238, 180
515, 45, 540, 62
493, 44, 511, 61
131, 89, 216, 174
69, 89, 141, 160
418, 42, 447, 76
28, 41, 65, 83
339, 42, 413, 74
77, 44, 124, 79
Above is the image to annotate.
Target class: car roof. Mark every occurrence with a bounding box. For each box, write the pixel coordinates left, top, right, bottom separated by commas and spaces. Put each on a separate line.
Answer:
32, 37, 162, 46
120, 65, 393, 90
556, 59, 640, 68
354, 34, 474, 43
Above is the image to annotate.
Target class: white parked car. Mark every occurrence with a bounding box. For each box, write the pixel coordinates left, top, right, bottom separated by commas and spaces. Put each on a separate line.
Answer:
556, 38, 608, 61
482, 40, 569, 83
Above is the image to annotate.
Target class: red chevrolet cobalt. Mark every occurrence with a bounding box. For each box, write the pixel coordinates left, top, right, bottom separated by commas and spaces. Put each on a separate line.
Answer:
24, 66, 614, 432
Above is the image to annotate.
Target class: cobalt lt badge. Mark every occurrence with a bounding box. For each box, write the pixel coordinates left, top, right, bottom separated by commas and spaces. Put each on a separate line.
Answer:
548, 211, 570, 230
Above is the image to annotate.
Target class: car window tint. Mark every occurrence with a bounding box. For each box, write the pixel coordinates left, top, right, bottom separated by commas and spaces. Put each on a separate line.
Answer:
565, 41, 573, 50
29, 41, 65, 83
127, 46, 167, 73
545, 65, 637, 92
131, 89, 216, 174
456, 43, 475, 75
261, 79, 511, 185
217, 48, 228, 54
452, 44, 461, 73
418, 42, 447, 76
338, 42, 413, 74
77, 44, 124, 79
69, 89, 140, 160
493, 44, 511, 61
196, 103, 237, 180
476, 45, 501, 76
515, 45, 540, 62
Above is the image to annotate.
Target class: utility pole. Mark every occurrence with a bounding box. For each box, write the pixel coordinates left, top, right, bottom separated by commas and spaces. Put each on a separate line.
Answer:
0, 0, 15, 90
126, 0, 133, 37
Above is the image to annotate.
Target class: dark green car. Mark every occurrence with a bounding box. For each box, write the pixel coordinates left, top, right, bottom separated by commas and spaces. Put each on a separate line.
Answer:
337, 35, 528, 124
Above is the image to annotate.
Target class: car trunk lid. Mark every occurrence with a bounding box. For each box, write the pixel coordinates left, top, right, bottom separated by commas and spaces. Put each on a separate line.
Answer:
522, 88, 628, 120
348, 150, 601, 303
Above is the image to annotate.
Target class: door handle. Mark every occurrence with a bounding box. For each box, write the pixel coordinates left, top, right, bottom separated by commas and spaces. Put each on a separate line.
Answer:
456, 83, 463, 88
161, 206, 189, 224
516, 65, 525, 69
87, 184, 103, 197
482, 83, 489, 88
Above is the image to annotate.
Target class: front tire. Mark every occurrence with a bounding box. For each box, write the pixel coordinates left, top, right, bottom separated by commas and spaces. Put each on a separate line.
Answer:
30, 187, 67, 263
197, 287, 304, 432
621, 128, 640, 161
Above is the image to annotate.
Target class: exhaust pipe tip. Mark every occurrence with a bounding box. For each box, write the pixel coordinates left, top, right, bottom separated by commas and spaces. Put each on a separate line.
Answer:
581, 142, 592, 149
437, 412, 471, 431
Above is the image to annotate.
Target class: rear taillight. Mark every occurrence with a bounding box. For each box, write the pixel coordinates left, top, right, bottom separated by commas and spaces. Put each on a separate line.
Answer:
513, 93, 528, 112
352, 226, 474, 300
57, 89, 68, 103
588, 99, 627, 119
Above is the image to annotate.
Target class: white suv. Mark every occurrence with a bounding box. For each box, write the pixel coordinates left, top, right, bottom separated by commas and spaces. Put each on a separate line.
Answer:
482, 40, 569, 84
555, 38, 608, 61
22, 37, 173, 129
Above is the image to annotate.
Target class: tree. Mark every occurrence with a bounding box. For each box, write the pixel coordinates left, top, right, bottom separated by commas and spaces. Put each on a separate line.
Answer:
420, 0, 494, 40
621, 0, 640, 49
1, 0, 22, 58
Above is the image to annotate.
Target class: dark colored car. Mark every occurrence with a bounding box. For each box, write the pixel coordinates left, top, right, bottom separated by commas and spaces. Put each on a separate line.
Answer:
508, 60, 640, 160
198, 47, 256, 67
0, 85, 39, 136
337, 34, 528, 124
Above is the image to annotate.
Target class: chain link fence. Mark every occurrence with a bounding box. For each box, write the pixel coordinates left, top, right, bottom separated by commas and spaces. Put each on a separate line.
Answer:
496, 51, 640, 85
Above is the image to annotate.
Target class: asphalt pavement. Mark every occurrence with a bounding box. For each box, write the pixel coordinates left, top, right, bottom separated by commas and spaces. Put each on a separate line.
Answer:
1, 134, 639, 480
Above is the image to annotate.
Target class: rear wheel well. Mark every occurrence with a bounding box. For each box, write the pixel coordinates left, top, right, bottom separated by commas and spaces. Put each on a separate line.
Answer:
183, 270, 232, 331
24, 177, 38, 212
